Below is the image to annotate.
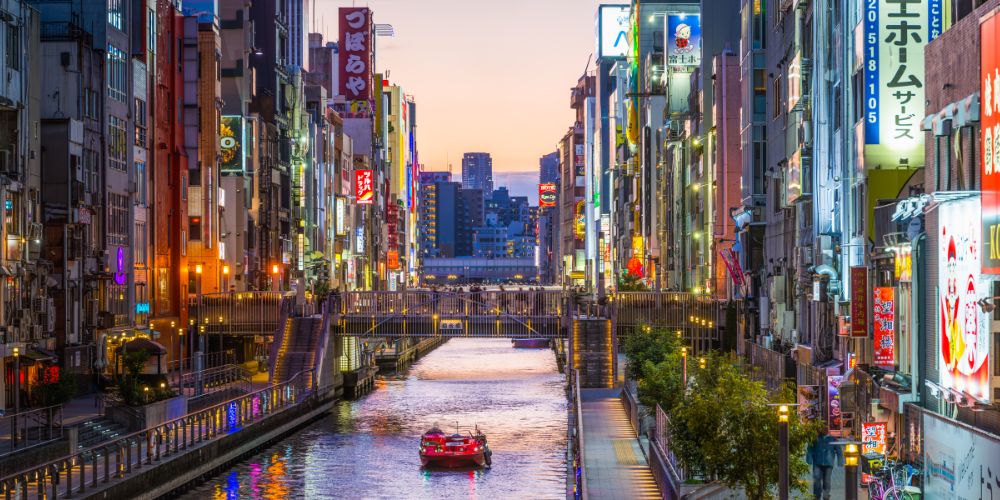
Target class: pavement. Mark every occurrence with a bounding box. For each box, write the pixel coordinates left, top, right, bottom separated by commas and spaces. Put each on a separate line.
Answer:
580, 388, 661, 499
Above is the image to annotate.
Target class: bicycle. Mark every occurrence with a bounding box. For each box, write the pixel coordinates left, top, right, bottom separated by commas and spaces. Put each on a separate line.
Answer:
867, 459, 921, 500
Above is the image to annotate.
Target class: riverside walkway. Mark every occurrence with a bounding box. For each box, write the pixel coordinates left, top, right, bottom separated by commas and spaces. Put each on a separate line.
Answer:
580, 388, 661, 499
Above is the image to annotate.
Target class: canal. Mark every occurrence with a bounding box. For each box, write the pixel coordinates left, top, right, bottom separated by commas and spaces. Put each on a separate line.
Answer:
181, 339, 568, 499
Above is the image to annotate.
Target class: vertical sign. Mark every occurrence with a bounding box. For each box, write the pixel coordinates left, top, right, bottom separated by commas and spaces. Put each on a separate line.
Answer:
982, 13, 1000, 272
872, 287, 895, 368
339, 8, 372, 101
539, 183, 557, 207
861, 422, 887, 455
827, 375, 844, 435
335, 197, 347, 235
863, 0, 942, 169
666, 13, 702, 67
355, 169, 374, 204
938, 197, 990, 402
850, 267, 868, 337
220, 116, 244, 174
596, 5, 630, 59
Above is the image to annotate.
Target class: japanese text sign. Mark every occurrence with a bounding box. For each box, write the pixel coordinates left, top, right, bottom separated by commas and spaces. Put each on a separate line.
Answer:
850, 267, 869, 337
862, 422, 887, 455
339, 8, 372, 100
666, 13, 701, 67
982, 13, 1000, 272
863, 0, 942, 170
873, 287, 895, 368
355, 169, 374, 205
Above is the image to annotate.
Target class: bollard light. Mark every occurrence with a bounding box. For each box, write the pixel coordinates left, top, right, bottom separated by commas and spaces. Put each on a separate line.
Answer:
778, 405, 789, 423
845, 443, 859, 466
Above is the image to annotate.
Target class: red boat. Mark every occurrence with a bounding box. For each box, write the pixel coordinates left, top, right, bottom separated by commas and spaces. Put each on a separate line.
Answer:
419, 425, 492, 468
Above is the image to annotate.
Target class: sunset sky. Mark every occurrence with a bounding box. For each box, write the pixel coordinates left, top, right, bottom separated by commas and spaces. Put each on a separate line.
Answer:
314, 0, 607, 198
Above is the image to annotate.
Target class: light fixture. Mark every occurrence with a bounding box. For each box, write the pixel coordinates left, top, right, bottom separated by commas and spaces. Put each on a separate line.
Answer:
195, 264, 203, 275
778, 405, 789, 423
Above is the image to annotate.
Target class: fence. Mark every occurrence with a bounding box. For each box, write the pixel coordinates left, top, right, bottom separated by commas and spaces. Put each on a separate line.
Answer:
612, 292, 722, 354
653, 404, 686, 486
339, 290, 563, 317
0, 405, 63, 458
187, 291, 286, 336
0, 369, 314, 499
570, 369, 587, 500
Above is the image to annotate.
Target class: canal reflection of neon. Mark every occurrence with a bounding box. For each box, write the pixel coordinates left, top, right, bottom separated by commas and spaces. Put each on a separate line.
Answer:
227, 402, 239, 431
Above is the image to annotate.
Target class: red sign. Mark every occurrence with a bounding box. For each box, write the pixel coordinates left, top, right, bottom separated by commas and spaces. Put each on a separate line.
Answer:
387, 250, 399, 270
873, 287, 895, 368
850, 267, 868, 337
626, 257, 644, 278
339, 8, 372, 101
355, 169, 374, 204
539, 183, 557, 208
982, 13, 1000, 272
861, 422, 887, 455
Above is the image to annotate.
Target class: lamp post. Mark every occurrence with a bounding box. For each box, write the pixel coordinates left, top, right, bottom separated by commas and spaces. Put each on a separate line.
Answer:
777, 405, 790, 500
680, 347, 688, 387
12, 347, 19, 448
844, 443, 859, 500
272, 263, 281, 292
177, 328, 185, 392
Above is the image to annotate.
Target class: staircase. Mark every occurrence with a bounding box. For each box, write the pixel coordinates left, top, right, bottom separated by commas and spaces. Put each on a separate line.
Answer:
270, 317, 323, 387
74, 417, 129, 450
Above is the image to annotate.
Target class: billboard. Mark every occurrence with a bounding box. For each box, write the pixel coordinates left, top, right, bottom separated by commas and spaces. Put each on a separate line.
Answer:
355, 169, 374, 205
339, 8, 372, 101
220, 116, 244, 174
938, 197, 990, 402
862, 0, 942, 170
666, 13, 701, 67
827, 375, 844, 435
872, 287, 895, 368
335, 197, 347, 235
982, 13, 1000, 272
539, 183, 557, 207
596, 5, 630, 59
923, 411, 1000, 499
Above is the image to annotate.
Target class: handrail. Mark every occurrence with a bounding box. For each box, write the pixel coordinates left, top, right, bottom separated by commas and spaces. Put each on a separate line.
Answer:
0, 405, 64, 457
574, 369, 587, 500
0, 369, 315, 497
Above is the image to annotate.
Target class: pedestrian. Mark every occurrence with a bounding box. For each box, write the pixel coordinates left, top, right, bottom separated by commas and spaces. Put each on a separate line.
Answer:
805, 428, 842, 500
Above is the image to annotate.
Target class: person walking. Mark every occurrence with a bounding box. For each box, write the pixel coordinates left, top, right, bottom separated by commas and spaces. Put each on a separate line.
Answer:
806, 428, 842, 500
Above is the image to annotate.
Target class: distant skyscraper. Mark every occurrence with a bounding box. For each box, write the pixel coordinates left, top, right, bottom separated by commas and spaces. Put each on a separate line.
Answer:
462, 153, 493, 195
539, 151, 559, 184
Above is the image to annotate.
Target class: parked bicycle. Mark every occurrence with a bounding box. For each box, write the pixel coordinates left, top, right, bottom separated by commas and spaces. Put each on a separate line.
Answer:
867, 458, 921, 500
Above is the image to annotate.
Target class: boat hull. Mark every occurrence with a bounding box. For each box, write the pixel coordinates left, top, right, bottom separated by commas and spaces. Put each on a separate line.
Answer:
420, 451, 487, 468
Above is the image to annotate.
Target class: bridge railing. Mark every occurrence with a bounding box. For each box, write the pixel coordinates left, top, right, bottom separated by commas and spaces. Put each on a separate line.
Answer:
188, 291, 286, 336
339, 290, 564, 317
612, 292, 722, 353
0, 369, 315, 499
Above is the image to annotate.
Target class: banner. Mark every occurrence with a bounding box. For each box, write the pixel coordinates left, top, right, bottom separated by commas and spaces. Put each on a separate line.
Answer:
938, 197, 990, 402
850, 267, 868, 337
982, 13, 1000, 272
355, 169, 374, 205
339, 8, 372, 101
666, 13, 701, 67
872, 287, 895, 368
828, 375, 844, 435
797, 385, 821, 421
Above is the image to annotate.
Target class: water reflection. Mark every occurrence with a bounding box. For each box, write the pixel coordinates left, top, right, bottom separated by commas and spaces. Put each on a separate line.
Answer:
184, 339, 567, 499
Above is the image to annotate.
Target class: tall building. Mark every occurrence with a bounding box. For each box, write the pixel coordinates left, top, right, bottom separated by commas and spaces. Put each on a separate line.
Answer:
417, 171, 451, 258
539, 151, 559, 184
461, 153, 493, 195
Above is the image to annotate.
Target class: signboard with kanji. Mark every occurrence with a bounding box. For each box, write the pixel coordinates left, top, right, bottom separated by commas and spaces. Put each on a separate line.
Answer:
355, 169, 374, 205
850, 267, 868, 337
982, 12, 1000, 272
339, 8, 372, 101
873, 287, 895, 368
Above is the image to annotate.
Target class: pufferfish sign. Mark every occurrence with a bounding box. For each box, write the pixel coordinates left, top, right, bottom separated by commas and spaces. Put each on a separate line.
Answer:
666, 13, 701, 67
938, 196, 991, 403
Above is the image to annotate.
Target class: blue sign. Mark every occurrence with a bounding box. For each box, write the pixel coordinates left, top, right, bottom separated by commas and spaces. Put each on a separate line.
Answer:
135, 302, 150, 314
666, 14, 701, 67
864, 0, 879, 144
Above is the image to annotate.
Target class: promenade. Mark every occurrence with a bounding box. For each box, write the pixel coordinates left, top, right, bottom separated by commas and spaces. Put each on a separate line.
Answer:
580, 388, 661, 499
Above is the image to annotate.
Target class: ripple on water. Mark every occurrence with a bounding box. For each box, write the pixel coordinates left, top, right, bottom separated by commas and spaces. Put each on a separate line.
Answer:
180, 339, 567, 500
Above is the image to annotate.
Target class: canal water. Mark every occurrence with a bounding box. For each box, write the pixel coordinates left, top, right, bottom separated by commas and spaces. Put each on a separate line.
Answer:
181, 339, 568, 499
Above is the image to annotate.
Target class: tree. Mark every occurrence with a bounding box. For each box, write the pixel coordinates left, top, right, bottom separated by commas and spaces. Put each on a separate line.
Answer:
616, 272, 649, 291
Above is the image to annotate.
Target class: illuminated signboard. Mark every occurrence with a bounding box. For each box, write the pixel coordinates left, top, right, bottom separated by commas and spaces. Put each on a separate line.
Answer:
596, 5, 629, 59
862, 422, 887, 455
786, 150, 802, 206
574, 200, 586, 241
356, 227, 365, 254
439, 319, 463, 331
850, 267, 868, 337
339, 8, 372, 101
923, 411, 1000, 498
862, 0, 941, 170
894, 244, 912, 281
982, 13, 1000, 272
872, 287, 895, 368
387, 250, 399, 270
827, 375, 843, 435
355, 169, 374, 204
539, 183, 557, 208
666, 13, 701, 67
114, 247, 128, 285
335, 197, 347, 235
938, 196, 990, 402
220, 116, 244, 174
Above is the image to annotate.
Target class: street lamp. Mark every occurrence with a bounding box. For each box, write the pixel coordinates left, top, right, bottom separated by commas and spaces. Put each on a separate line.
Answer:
777, 405, 790, 500
272, 263, 281, 291
12, 347, 19, 448
844, 443, 860, 500
680, 347, 688, 387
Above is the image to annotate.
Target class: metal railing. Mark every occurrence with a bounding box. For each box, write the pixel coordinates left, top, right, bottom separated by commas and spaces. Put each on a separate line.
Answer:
653, 404, 686, 486
0, 405, 63, 457
165, 350, 237, 387
339, 290, 563, 317
570, 369, 587, 500
0, 369, 315, 499
612, 292, 722, 353
187, 291, 286, 336
183, 364, 253, 404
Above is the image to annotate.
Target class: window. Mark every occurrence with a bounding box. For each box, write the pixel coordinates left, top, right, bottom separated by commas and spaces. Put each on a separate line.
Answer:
135, 161, 147, 206
188, 217, 202, 241
772, 76, 782, 118
134, 99, 147, 147
135, 222, 147, 267
108, 116, 127, 171
107, 0, 124, 30
6, 24, 20, 71
107, 193, 129, 247
106, 44, 127, 102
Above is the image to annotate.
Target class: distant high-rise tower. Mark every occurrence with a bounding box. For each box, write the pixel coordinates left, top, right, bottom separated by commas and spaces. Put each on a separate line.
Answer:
462, 153, 493, 195
539, 151, 559, 185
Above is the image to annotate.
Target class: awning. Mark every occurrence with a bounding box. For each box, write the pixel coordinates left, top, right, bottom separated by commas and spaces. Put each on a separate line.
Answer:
16, 348, 55, 365
117, 338, 168, 355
